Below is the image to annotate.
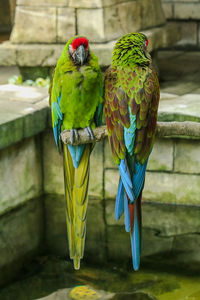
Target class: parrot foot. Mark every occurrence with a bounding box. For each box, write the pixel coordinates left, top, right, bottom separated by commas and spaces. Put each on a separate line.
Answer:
84, 126, 94, 141
70, 129, 79, 144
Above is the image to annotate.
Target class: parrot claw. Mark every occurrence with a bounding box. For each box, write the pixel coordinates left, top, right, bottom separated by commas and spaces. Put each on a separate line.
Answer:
70, 129, 79, 144
84, 126, 94, 141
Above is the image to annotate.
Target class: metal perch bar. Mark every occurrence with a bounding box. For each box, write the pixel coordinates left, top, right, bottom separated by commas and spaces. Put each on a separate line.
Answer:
61, 121, 200, 145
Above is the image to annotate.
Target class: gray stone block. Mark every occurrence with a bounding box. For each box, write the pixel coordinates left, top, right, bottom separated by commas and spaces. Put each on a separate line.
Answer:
77, 2, 142, 43
141, 0, 166, 29
143, 172, 200, 205
69, 0, 127, 8
0, 137, 42, 215
174, 139, 200, 174
104, 169, 119, 199
44, 194, 67, 257
57, 8, 76, 43
89, 141, 104, 198
104, 138, 116, 169
142, 202, 200, 236
10, 7, 57, 43
18, 0, 69, 5
85, 199, 106, 262
162, 3, 174, 19
43, 129, 64, 195
174, 3, 200, 20
148, 138, 174, 171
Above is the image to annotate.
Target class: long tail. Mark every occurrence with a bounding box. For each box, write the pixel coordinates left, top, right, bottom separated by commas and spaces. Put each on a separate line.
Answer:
116, 158, 147, 270
63, 143, 91, 270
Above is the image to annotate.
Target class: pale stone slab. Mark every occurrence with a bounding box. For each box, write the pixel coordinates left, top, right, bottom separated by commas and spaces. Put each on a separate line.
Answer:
158, 93, 200, 122
77, 2, 141, 42
18, 0, 69, 6
77, 8, 105, 42
104, 2, 142, 40
43, 129, 64, 195
89, 141, 104, 198
104, 138, 116, 169
0, 23, 181, 67
10, 7, 57, 43
0, 84, 48, 103
162, 3, 173, 19
91, 40, 115, 66
174, 3, 200, 19
69, 0, 126, 8
175, 21, 197, 46
16, 44, 64, 67
174, 139, 200, 174
69, 0, 103, 8
0, 41, 17, 66
0, 137, 42, 215
147, 138, 174, 171
143, 172, 200, 205
104, 169, 119, 199
141, 0, 166, 29
57, 8, 76, 43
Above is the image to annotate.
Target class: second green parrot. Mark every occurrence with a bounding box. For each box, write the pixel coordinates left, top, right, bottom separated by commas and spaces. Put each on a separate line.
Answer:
104, 33, 160, 270
50, 36, 103, 270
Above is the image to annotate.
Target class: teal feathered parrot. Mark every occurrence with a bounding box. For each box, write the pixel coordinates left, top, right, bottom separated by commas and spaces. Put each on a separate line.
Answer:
49, 36, 103, 270
104, 33, 160, 270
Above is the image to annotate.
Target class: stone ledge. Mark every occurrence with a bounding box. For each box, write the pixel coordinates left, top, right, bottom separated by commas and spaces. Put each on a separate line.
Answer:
0, 23, 181, 67
0, 84, 49, 150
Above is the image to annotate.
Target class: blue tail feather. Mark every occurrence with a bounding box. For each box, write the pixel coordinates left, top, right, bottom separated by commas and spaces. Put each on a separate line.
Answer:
131, 203, 140, 271
67, 145, 85, 168
119, 159, 134, 202
131, 159, 148, 203
124, 192, 130, 232
115, 178, 124, 220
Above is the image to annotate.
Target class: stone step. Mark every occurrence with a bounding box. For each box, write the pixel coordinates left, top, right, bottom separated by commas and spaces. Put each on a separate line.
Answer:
0, 23, 181, 67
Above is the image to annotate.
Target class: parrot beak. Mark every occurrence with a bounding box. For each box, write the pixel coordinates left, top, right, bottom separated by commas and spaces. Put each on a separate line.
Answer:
75, 45, 86, 65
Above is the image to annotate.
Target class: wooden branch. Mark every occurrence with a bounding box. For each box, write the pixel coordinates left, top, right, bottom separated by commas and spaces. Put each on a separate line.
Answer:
61, 121, 200, 145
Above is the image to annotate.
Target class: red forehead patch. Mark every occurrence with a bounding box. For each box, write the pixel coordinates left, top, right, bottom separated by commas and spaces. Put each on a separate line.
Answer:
146, 39, 149, 47
72, 37, 89, 49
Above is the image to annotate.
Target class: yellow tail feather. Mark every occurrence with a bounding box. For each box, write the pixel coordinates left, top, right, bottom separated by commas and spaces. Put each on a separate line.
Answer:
63, 144, 91, 269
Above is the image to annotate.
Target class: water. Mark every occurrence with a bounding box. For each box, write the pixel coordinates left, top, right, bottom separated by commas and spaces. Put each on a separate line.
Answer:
0, 253, 200, 300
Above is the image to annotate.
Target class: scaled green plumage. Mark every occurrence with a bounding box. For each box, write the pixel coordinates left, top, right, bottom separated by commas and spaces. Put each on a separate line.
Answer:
104, 32, 160, 270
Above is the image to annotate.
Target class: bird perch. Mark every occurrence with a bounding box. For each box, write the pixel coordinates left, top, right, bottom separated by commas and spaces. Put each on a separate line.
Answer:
61, 121, 200, 145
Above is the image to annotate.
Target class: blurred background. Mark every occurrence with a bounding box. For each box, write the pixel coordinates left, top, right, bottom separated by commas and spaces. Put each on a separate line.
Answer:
0, 1, 200, 300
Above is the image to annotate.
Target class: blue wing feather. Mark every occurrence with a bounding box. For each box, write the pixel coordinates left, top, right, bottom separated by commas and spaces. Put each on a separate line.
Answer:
52, 93, 63, 149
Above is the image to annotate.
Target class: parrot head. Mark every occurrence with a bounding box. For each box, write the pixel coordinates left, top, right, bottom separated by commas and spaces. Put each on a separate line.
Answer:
68, 37, 89, 66
112, 32, 151, 67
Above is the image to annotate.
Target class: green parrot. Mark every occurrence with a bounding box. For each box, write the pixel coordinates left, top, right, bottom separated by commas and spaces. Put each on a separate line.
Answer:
50, 36, 103, 270
104, 33, 160, 270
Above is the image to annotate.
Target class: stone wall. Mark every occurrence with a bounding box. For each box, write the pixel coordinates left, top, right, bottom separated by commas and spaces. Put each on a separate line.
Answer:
0, 136, 44, 286
1, 120, 200, 285
43, 128, 200, 264
162, 0, 200, 48
10, 0, 165, 44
